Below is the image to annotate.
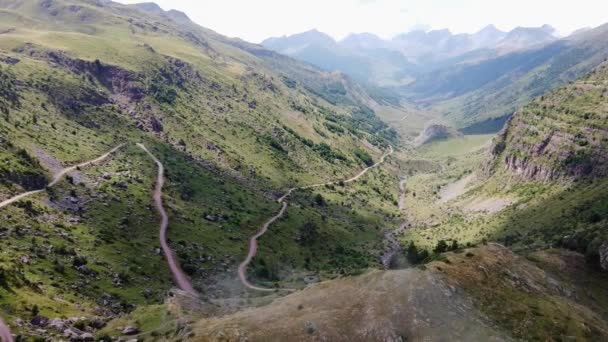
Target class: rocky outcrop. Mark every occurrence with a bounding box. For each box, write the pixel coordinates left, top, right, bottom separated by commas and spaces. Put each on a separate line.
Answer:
502, 154, 560, 181
487, 63, 608, 182
413, 123, 462, 146
14, 43, 145, 102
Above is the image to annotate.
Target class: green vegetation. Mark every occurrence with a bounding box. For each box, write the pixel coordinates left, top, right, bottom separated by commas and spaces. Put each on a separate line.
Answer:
354, 148, 374, 167
0, 0, 403, 338
418, 134, 494, 158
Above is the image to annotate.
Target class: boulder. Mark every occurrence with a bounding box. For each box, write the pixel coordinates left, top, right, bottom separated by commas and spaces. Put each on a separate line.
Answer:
64, 328, 80, 339
151, 116, 163, 132
31, 315, 50, 327
14, 318, 24, 327
89, 318, 106, 329
122, 326, 140, 335
49, 318, 69, 332
80, 332, 95, 341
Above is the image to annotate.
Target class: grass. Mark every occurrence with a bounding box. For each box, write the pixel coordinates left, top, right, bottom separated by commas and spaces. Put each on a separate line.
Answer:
0, 0, 404, 336
417, 134, 494, 158
429, 245, 608, 341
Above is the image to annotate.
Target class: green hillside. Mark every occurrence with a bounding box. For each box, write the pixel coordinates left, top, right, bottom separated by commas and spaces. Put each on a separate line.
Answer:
404, 24, 608, 129
0, 0, 404, 339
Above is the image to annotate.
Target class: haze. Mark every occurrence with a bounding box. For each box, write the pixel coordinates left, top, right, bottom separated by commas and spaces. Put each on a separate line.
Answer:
116, 0, 608, 42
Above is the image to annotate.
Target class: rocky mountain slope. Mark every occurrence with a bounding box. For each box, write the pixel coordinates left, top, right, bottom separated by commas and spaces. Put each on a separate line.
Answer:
262, 25, 558, 86
405, 23, 608, 129
413, 123, 463, 147
476, 61, 608, 268
2, 1, 608, 341
193, 244, 608, 341
490, 61, 608, 181
0, 0, 405, 339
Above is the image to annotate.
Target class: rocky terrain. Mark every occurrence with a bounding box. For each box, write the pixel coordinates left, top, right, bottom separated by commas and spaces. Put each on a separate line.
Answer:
413, 123, 463, 146
193, 244, 608, 341
490, 62, 608, 181
1, 0, 608, 341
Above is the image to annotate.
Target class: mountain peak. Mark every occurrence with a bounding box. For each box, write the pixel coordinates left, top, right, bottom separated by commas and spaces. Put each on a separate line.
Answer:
132, 2, 163, 13
166, 9, 191, 24
340, 32, 386, 50
477, 24, 503, 34
541, 24, 557, 35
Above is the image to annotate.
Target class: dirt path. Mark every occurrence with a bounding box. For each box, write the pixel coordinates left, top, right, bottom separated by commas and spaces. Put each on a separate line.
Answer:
237, 202, 289, 292
0, 144, 125, 209
136, 144, 198, 297
0, 189, 44, 209
381, 177, 411, 268
48, 144, 125, 187
238, 146, 394, 291
0, 144, 124, 341
0, 316, 13, 342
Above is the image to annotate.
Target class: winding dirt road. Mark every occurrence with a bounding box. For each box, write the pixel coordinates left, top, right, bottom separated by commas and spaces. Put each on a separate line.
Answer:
0, 144, 125, 210
0, 144, 124, 341
238, 146, 394, 291
0, 316, 13, 342
137, 143, 198, 297
237, 202, 289, 292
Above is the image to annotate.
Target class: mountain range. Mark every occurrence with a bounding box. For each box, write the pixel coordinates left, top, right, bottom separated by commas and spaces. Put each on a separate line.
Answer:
263, 23, 608, 132
262, 25, 559, 86
1, 0, 608, 341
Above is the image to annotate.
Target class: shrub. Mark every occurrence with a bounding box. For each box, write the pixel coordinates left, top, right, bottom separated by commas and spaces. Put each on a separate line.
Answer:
433, 240, 449, 254
354, 149, 374, 167
72, 255, 88, 267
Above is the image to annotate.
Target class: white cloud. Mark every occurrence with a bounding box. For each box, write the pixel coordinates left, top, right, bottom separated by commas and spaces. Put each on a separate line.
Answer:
115, 0, 608, 42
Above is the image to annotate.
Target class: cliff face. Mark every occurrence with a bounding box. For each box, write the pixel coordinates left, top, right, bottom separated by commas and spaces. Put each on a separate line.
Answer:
490, 62, 608, 181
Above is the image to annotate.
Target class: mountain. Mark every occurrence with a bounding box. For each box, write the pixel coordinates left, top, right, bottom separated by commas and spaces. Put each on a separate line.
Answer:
340, 32, 387, 51
194, 243, 608, 341
471, 24, 507, 48
404, 23, 608, 129
2, 1, 608, 340
475, 60, 608, 270
490, 61, 608, 181
0, 0, 404, 339
262, 29, 338, 54
496, 25, 557, 52
261, 25, 559, 90
262, 30, 416, 86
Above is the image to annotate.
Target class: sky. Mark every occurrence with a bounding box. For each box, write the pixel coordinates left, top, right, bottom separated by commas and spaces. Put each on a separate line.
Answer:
116, 0, 608, 43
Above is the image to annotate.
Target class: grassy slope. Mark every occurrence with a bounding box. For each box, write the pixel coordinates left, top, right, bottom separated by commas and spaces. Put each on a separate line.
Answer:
0, 0, 405, 337
191, 244, 608, 341
402, 62, 608, 260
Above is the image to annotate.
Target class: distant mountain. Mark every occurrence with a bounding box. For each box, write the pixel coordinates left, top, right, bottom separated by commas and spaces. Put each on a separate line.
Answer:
471, 25, 507, 48
340, 32, 387, 51
404, 23, 608, 129
262, 29, 338, 54
262, 25, 559, 88
262, 30, 415, 86
130, 2, 192, 25
496, 25, 557, 52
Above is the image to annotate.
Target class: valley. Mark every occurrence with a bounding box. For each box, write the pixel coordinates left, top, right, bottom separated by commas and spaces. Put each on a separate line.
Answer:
0, 0, 607, 341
